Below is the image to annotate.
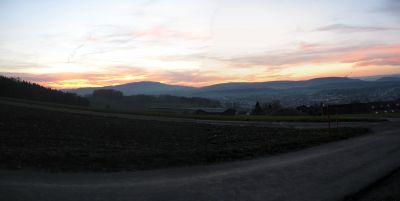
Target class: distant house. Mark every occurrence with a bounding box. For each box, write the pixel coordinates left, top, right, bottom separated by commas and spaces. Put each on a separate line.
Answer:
194, 108, 236, 116
297, 100, 400, 115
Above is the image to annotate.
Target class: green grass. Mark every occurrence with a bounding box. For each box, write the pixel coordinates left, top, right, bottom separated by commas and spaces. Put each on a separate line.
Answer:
0, 103, 370, 172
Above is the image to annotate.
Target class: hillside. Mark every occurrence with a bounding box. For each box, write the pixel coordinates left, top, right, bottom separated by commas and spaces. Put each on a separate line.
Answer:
66, 77, 400, 107
69, 81, 194, 96
89, 93, 221, 111
68, 77, 363, 96
377, 76, 400, 82
0, 76, 89, 106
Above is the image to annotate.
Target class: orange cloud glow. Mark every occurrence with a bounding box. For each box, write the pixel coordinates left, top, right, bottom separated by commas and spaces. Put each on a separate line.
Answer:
4, 44, 400, 89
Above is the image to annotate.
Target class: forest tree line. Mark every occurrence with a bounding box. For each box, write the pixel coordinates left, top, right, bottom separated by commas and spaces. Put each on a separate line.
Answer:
0, 76, 89, 106
90, 89, 221, 109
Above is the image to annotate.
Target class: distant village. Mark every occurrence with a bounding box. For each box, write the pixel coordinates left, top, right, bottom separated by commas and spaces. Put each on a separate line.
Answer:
178, 99, 400, 116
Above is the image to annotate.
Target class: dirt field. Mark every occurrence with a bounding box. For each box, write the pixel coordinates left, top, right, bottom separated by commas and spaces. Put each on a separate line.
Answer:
0, 103, 369, 171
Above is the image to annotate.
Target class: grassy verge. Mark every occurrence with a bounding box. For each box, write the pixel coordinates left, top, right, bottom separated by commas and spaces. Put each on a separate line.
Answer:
189, 114, 387, 122
341, 113, 400, 118
345, 167, 400, 201
0, 103, 370, 172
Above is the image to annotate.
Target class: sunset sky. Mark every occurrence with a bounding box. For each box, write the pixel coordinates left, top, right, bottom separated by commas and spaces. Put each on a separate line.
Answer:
1, 0, 400, 88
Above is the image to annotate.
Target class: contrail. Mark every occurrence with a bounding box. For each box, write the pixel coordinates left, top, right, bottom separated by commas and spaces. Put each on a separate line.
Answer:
67, 34, 92, 63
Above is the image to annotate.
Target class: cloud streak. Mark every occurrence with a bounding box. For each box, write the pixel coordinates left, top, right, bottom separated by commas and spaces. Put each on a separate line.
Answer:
316, 24, 393, 33
67, 34, 93, 63
223, 44, 400, 68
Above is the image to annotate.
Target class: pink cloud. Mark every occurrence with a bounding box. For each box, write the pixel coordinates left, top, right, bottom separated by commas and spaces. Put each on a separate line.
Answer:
298, 42, 321, 50
354, 56, 400, 67
227, 44, 400, 68
333, 45, 400, 65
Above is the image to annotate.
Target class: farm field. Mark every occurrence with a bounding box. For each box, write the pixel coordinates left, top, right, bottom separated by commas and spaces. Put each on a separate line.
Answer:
0, 103, 370, 172
0, 97, 390, 122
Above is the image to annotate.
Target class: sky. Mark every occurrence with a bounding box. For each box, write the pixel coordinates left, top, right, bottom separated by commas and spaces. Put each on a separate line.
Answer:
0, 0, 399, 88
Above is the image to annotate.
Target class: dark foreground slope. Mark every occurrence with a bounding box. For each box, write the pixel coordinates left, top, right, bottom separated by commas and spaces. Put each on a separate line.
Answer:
0, 76, 88, 106
0, 123, 399, 201
0, 103, 368, 171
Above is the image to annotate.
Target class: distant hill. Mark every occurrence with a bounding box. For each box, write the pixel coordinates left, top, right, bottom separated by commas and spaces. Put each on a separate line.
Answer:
67, 77, 361, 96
200, 77, 362, 92
65, 77, 400, 107
68, 81, 194, 96
377, 76, 400, 82
0, 76, 89, 106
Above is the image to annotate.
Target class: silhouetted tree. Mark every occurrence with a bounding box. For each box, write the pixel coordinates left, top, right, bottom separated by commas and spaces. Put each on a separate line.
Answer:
262, 100, 282, 114
89, 93, 221, 109
252, 101, 264, 115
0, 76, 89, 106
